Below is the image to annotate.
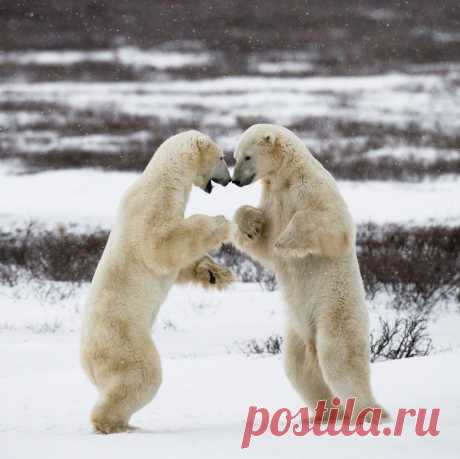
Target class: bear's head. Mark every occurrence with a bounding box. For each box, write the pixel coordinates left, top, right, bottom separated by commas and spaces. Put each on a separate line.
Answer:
232, 124, 282, 187
192, 132, 231, 193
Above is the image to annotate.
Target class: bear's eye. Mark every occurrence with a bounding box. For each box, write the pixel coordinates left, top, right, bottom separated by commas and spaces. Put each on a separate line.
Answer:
245, 156, 251, 161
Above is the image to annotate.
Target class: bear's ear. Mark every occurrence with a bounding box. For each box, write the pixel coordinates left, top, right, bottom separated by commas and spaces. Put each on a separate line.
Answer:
195, 134, 211, 152
262, 132, 276, 145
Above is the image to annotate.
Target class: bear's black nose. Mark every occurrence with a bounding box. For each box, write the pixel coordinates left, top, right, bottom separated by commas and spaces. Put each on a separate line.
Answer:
232, 179, 242, 187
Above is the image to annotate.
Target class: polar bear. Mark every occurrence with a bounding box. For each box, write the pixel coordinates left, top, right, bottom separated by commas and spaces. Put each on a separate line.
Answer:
232, 124, 388, 420
81, 130, 234, 434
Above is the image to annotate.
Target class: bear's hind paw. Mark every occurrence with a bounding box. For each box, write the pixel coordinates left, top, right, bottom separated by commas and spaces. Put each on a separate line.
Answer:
93, 419, 131, 435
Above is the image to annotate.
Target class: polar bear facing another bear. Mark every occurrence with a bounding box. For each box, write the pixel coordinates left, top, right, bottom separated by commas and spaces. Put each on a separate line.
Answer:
232, 124, 388, 419
81, 131, 234, 433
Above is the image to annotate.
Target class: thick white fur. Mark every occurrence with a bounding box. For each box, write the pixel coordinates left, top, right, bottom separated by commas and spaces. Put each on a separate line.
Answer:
81, 131, 234, 433
232, 124, 388, 420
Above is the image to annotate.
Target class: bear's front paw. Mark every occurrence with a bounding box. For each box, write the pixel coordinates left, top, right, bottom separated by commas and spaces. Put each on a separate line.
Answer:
196, 259, 235, 290
234, 206, 265, 242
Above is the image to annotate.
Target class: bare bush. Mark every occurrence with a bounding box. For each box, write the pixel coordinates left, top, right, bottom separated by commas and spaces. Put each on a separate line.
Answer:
241, 335, 283, 356
27, 320, 63, 334
0, 222, 107, 283
0, 223, 458, 314
241, 319, 432, 361
10, 150, 154, 174
0, 263, 20, 287
370, 314, 433, 362
358, 223, 460, 312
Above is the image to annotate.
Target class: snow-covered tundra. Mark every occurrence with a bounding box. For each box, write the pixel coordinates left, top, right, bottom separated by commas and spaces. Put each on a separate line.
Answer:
232, 124, 388, 419
81, 131, 234, 433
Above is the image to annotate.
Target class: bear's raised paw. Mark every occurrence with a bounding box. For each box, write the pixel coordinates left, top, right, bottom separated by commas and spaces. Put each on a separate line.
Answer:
195, 258, 235, 290
234, 206, 265, 242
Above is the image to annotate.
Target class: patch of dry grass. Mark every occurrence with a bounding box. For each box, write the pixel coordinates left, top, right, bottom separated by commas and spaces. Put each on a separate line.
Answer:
1, 223, 458, 313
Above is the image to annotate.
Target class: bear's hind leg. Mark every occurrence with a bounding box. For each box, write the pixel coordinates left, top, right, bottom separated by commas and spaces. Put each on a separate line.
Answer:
284, 327, 333, 416
91, 339, 162, 434
316, 321, 389, 422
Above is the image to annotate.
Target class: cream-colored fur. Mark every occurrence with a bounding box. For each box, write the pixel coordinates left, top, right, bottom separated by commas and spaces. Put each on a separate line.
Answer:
81, 131, 234, 434
232, 124, 388, 420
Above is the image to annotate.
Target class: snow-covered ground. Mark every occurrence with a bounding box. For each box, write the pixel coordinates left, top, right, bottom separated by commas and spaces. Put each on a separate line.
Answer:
1, 334, 459, 458
2, 71, 459, 131
0, 47, 212, 70
1, 281, 460, 355
366, 146, 460, 164
1, 274, 459, 458
1, 166, 459, 228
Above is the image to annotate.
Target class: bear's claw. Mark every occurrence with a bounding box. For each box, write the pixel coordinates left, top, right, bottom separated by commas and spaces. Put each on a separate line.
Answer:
208, 270, 217, 284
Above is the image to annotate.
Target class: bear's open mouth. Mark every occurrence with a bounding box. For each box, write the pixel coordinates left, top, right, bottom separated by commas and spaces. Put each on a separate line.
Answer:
205, 180, 213, 193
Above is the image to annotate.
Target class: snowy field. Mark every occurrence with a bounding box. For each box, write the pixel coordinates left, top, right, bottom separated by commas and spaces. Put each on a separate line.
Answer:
2, 5, 460, 456
1, 166, 460, 228
2, 343, 459, 459
1, 279, 460, 458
